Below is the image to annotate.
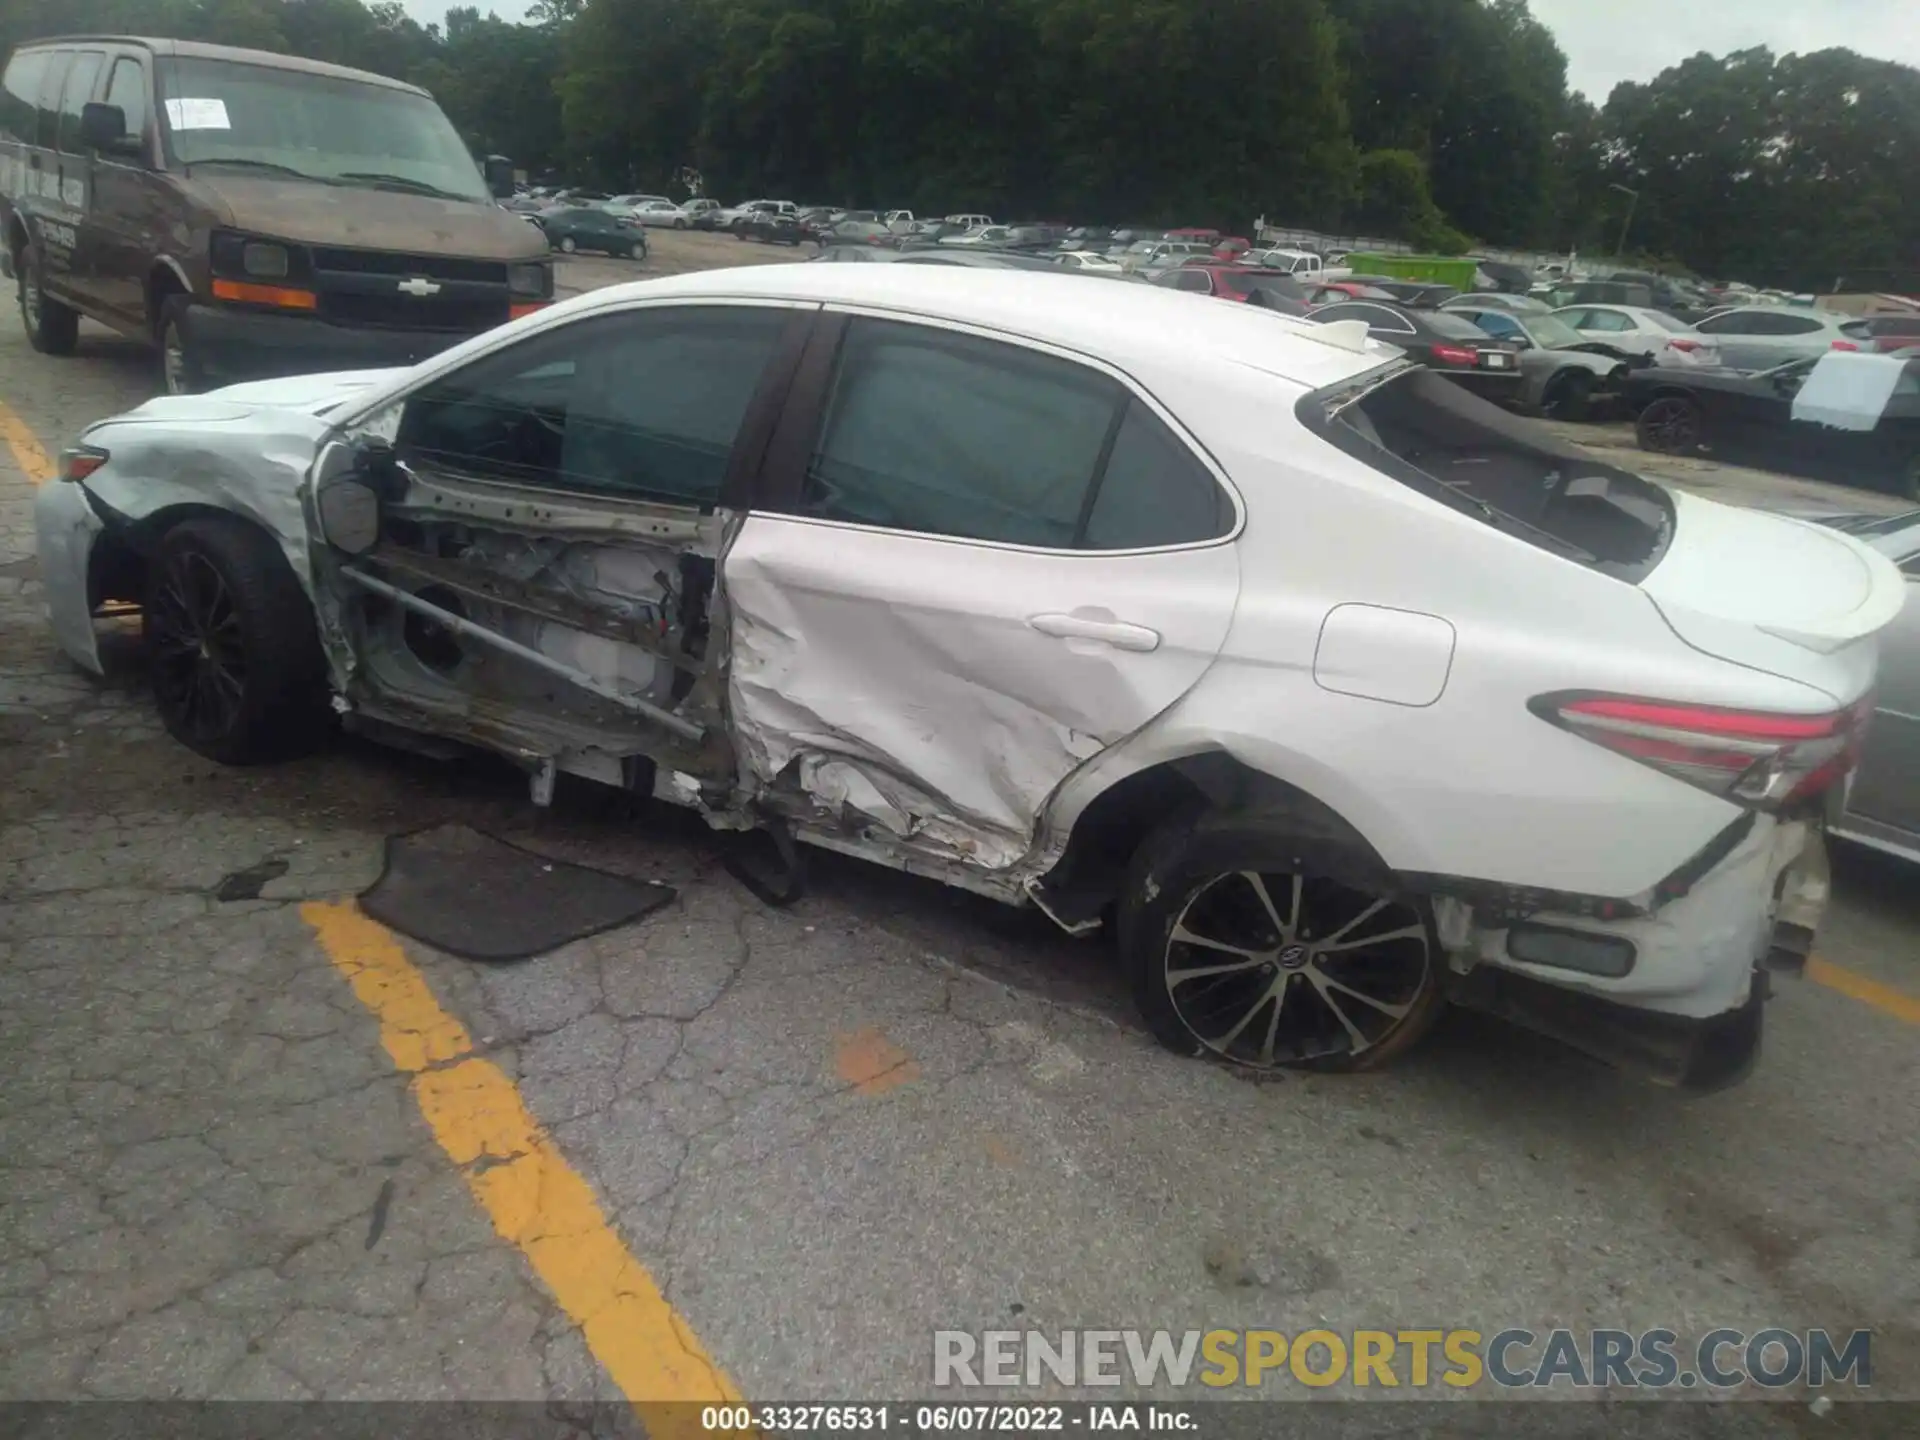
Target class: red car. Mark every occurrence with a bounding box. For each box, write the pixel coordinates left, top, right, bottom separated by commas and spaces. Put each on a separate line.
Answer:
1152, 264, 1311, 314
1165, 226, 1223, 247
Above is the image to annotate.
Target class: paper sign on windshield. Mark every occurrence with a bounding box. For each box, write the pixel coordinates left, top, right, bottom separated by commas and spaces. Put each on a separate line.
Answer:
163, 98, 231, 131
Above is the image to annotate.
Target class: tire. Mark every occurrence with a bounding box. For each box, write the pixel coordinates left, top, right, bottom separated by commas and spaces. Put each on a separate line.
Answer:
1543, 370, 1594, 422
1636, 394, 1703, 455
673, 217, 687, 229
1118, 810, 1444, 1074
558, 235, 577, 254
629, 242, 647, 261
18, 242, 79, 357
156, 295, 200, 397
144, 517, 328, 766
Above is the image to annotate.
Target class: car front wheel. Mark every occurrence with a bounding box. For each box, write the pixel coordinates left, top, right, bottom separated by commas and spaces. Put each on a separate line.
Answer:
558, 235, 577, 253
145, 517, 328, 765
1119, 813, 1443, 1073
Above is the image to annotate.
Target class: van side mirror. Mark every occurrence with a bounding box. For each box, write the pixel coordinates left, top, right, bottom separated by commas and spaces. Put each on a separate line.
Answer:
80, 102, 136, 154
483, 155, 516, 200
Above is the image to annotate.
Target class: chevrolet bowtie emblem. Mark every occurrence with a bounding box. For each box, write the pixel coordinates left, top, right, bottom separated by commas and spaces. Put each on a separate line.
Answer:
396, 276, 442, 297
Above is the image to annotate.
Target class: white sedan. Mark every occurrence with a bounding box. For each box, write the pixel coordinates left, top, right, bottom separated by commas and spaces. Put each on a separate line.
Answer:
1554, 303, 1722, 368
1054, 250, 1123, 273
34, 265, 1899, 1087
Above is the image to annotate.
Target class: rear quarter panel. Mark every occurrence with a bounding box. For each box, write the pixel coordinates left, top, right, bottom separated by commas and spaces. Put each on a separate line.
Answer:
1075, 360, 1840, 899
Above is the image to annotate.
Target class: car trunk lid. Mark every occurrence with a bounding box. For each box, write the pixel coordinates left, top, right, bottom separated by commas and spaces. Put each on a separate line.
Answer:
1638, 488, 1905, 701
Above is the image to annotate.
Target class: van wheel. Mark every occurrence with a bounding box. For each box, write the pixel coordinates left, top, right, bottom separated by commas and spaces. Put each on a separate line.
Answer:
157, 297, 201, 396
145, 517, 328, 765
1118, 812, 1443, 1073
19, 245, 79, 356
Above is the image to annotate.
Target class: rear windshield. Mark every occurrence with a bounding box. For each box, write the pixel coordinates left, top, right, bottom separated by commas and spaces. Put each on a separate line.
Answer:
1298, 366, 1674, 581
1425, 311, 1498, 341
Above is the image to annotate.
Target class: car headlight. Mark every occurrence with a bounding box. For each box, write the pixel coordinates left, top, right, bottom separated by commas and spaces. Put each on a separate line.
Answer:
508, 262, 551, 299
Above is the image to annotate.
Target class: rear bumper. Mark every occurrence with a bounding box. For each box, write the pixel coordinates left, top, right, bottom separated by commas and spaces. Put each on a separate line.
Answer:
1442, 816, 1822, 1089
180, 302, 483, 390
1439, 369, 1526, 400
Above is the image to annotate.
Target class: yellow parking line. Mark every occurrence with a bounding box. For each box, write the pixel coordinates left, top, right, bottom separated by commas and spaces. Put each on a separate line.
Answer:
1807, 955, 1920, 1026
0, 396, 55, 485
301, 900, 745, 1428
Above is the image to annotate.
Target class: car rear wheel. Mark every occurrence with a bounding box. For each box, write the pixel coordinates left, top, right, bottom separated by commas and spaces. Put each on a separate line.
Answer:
1636, 395, 1703, 454
629, 242, 646, 261
1118, 813, 1444, 1073
18, 244, 79, 356
145, 518, 328, 765
558, 236, 577, 254
1543, 370, 1593, 422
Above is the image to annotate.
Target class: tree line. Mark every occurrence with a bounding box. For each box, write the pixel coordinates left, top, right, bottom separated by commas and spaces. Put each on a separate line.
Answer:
5, 0, 1916, 292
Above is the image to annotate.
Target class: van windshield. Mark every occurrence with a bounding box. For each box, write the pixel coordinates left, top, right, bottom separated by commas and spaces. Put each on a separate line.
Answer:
156, 57, 487, 203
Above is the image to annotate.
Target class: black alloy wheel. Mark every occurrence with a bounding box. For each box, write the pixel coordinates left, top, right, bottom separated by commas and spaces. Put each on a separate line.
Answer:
1636, 395, 1704, 454
145, 519, 328, 764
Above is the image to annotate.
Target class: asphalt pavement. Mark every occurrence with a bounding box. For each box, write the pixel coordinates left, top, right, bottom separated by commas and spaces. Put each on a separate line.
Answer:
1, 245, 1916, 1423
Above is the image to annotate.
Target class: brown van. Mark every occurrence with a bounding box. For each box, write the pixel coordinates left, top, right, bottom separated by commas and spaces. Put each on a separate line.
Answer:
0, 36, 553, 394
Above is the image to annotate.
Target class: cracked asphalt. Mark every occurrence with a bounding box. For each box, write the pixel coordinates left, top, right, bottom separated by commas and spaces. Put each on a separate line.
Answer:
1, 243, 1917, 1421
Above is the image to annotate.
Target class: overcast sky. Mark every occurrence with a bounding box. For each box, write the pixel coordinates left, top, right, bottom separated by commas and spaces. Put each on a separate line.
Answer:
405, 1, 1920, 105
1520, 0, 1920, 100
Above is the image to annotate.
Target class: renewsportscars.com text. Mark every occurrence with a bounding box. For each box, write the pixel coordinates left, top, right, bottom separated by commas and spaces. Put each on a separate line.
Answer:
932, 1327, 1873, 1391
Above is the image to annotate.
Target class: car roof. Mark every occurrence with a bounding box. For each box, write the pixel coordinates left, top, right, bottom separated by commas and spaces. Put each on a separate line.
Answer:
19, 35, 427, 94
563, 263, 1394, 388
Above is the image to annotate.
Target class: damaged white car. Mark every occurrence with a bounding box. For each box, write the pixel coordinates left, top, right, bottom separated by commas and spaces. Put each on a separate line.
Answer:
34, 265, 1904, 1088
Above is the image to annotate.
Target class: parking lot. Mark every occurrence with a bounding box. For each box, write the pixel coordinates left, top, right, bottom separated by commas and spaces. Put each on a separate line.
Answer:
2, 236, 1917, 1418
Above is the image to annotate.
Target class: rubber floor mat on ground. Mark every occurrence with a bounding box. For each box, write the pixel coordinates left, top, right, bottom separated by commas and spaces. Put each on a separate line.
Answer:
359, 822, 676, 961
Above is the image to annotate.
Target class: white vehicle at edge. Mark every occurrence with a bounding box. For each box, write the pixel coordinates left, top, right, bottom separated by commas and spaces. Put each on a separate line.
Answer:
34, 266, 1903, 1088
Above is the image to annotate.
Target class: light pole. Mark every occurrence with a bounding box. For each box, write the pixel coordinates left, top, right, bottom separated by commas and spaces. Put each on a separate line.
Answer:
1610, 183, 1639, 258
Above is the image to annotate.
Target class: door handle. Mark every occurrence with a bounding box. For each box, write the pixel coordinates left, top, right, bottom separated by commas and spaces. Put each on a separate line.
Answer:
1029, 613, 1162, 652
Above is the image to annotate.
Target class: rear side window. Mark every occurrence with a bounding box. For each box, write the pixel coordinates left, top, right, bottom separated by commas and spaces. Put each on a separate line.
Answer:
802, 321, 1118, 547
1698, 311, 1761, 335
1082, 402, 1233, 550
794, 319, 1232, 551
1301, 366, 1672, 581
57, 51, 105, 152
0, 50, 47, 143
1754, 312, 1824, 336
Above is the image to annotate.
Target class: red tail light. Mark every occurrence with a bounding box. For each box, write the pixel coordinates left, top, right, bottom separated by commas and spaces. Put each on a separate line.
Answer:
1831, 339, 1861, 351
1430, 343, 1479, 366
1533, 693, 1872, 810
1666, 338, 1703, 353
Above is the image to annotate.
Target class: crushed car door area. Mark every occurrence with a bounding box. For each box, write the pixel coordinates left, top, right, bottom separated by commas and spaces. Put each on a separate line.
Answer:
724, 312, 1243, 870
322, 300, 813, 787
